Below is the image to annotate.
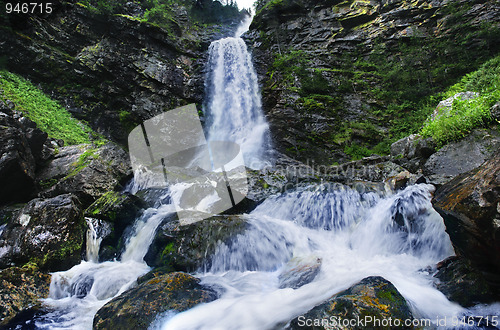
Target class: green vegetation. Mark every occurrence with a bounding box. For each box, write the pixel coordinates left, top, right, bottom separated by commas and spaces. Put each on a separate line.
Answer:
0, 70, 96, 145
421, 55, 500, 147
264, 0, 499, 160
78, 0, 246, 28
66, 148, 99, 178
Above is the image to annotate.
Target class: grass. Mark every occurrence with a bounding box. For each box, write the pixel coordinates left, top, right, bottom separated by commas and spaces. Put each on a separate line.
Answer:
0, 70, 95, 145
421, 55, 500, 147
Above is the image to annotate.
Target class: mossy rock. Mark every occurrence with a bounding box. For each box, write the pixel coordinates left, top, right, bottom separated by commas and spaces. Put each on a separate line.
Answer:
289, 276, 413, 329
144, 214, 248, 272
0, 194, 85, 271
0, 263, 51, 325
93, 272, 216, 329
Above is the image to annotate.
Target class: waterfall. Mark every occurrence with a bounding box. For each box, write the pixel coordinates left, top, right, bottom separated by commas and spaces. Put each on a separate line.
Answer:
203, 30, 270, 169
160, 184, 465, 329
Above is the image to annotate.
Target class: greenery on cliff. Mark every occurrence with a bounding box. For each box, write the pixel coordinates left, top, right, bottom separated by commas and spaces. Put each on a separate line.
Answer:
0, 70, 95, 145
252, 0, 500, 163
421, 54, 500, 147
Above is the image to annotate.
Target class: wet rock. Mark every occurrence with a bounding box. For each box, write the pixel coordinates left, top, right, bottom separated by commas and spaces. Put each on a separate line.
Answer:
288, 276, 413, 329
391, 134, 436, 173
0, 194, 85, 271
93, 272, 216, 330
423, 128, 500, 185
279, 256, 322, 289
85, 191, 146, 261
434, 256, 495, 307
37, 143, 131, 206
0, 263, 51, 325
432, 152, 500, 295
145, 214, 248, 272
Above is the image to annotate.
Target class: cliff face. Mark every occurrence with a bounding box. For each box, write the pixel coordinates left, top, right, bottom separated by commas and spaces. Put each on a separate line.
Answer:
0, 2, 237, 145
247, 0, 500, 164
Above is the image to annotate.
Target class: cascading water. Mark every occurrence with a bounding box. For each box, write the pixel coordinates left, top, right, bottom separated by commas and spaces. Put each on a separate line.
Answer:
32, 204, 176, 329
203, 18, 270, 169
158, 184, 476, 329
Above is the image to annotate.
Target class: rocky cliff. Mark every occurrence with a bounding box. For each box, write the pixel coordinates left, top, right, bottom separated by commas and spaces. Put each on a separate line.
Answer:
247, 0, 500, 164
0, 1, 241, 145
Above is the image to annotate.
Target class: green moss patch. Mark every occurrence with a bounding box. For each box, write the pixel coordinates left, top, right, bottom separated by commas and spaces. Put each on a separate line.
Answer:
0, 70, 94, 145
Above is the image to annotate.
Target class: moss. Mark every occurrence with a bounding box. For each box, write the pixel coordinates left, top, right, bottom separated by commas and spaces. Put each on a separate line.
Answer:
65, 148, 98, 179
39, 178, 58, 189
86, 191, 122, 222
0, 70, 95, 145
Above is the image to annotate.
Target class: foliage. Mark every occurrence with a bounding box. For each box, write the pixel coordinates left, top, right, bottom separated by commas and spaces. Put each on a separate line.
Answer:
421, 55, 500, 147
77, 0, 246, 26
0, 70, 95, 145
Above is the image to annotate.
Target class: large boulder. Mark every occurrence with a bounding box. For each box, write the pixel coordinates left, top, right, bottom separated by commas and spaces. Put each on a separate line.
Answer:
423, 128, 500, 185
36, 143, 131, 206
432, 152, 500, 294
288, 276, 413, 329
93, 272, 216, 330
390, 134, 436, 173
0, 194, 85, 271
145, 214, 248, 272
0, 263, 51, 325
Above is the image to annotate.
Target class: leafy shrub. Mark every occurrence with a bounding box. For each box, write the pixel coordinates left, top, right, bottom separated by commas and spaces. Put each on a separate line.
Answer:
421, 55, 500, 147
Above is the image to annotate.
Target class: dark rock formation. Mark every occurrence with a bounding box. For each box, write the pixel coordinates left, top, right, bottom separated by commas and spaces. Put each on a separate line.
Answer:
288, 276, 413, 329
36, 143, 131, 206
0, 194, 85, 271
0, 102, 50, 204
93, 272, 216, 330
432, 152, 500, 295
0, 264, 51, 325
145, 214, 248, 271
0, 2, 233, 146
247, 0, 500, 164
434, 256, 495, 307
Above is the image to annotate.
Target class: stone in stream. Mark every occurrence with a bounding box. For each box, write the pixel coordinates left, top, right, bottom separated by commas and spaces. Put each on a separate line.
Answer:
279, 256, 322, 289
434, 256, 495, 307
93, 272, 217, 330
84, 191, 146, 262
288, 276, 413, 329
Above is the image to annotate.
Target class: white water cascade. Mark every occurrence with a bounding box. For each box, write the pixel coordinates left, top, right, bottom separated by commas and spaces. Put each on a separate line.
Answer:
33, 203, 176, 329
158, 184, 484, 329
203, 20, 270, 169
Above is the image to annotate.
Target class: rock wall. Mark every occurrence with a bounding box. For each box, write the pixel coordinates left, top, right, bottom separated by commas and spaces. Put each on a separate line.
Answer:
0, 1, 235, 145
247, 0, 500, 164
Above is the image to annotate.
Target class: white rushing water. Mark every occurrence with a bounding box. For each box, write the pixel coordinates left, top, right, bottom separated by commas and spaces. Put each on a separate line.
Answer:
159, 184, 477, 329
203, 23, 270, 169
35, 204, 175, 329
